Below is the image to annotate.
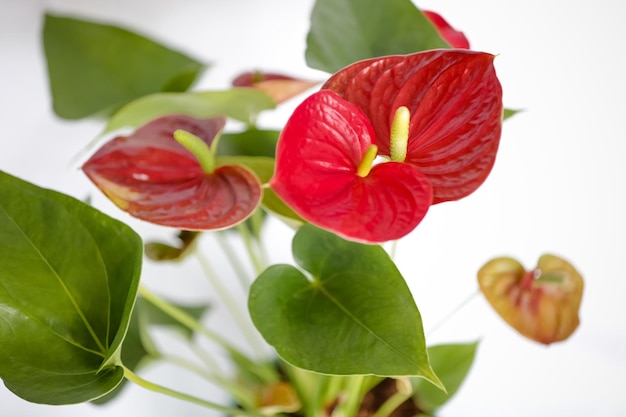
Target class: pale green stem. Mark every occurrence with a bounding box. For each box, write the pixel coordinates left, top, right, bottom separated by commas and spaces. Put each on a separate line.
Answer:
164, 353, 258, 410
389, 106, 410, 162
371, 391, 412, 417
388, 239, 399, 260
123, 366, 265, 417
249, 209, 270, 267
138, 285, 277, 383
370, 379, 413, 417
283, 365, 336, 417
174, 129, 216, 174
236, 222, 264, 275
137, 285, 246, 360
357, 144, 379, 177
161, 354, 214, 381
194, 250, 266, 355
216, 231, 254, 291
426, 289, 480, 336
333, 375, 367, 417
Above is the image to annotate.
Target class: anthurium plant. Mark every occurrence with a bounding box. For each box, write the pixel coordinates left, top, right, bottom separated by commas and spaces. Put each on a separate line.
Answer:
0, 0, 584, 416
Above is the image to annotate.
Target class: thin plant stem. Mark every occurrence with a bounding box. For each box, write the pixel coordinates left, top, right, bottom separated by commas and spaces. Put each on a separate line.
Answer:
161, 354, 214, 381
163, 354, 258, 410
123, 366, 265, 417
194, 250, 267, 356
388, 239, 399, 260
426, 289, 480, 336
216, 230, 254, 291
236, 222, 264, 275
371, 389, 411, 417
137, 285, 247, 362
333, 375, 367, 417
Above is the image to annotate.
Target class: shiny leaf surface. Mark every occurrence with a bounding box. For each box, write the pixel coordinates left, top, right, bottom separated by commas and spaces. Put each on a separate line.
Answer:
0, 171, 142, 404
43, 14, 204, 119
270, 90, 432, 243
84, 115, 263, 230
305, 0, 449, 73
478, 255, 584, 344
323, 50, 503, 203
249, 225, 441, 385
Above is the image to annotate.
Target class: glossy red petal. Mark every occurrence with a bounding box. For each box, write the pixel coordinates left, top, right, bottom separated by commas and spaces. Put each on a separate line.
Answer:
270, 90, 432, 243
83, 114, 262, 230
322, 50, 502, 203
422, 10, 470, 49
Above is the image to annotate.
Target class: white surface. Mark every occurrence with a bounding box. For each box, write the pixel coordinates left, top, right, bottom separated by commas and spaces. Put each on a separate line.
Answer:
1, 0, 625, 416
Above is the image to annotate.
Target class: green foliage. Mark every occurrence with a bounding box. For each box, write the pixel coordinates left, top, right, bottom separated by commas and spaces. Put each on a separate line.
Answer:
0, 171, 143, 404
412, 342, 479, 413
306, 0, 449, 73
218, 129, 281, 158
503, 108, 522, 120
144, 230, 201, 262
92, 297, 210, 405
102, 89, 276, 134
43, 14, 205, 119
249, 225, 442, 388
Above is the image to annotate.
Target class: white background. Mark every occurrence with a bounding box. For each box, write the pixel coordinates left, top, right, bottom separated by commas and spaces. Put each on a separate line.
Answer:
1, 0, 626, 416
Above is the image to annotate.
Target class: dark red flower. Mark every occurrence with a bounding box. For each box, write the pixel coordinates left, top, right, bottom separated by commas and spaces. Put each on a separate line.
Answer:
83, 114, 262, 230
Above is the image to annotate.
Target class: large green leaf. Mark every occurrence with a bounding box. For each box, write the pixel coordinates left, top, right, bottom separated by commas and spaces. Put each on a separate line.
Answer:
43, 13, 205, 119
102, 89, 276, 134
305, 0, 449, 73
0, 171, 143, 404
249, 225, 441, 386
412, 342, 479, 413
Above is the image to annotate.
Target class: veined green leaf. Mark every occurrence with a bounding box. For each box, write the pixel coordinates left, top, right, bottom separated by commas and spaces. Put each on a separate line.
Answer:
0, 171, 143, 404
43, 13, 205, 119
306, 0, 449, 73
249, 225, 442, 386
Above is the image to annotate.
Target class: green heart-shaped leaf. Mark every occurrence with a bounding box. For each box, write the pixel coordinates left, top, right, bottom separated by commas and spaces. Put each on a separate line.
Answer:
0, 171, 143, 404
306, 0, 449, 73
43, 14, 205, 119
249, 225, 441, 385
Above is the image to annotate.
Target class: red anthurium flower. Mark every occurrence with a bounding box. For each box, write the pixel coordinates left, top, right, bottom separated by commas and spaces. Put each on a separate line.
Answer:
322, 49, 503, 204
232, 71, 318, 104
270, 89, 433, 243
83, 114, 262, 230
422, 10, 470, 49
